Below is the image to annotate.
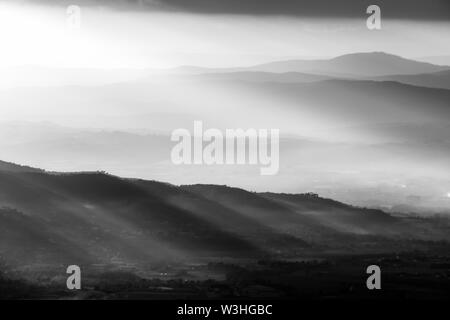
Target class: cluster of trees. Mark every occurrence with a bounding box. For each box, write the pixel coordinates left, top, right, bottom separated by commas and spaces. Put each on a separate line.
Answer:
302, 192, 319, 198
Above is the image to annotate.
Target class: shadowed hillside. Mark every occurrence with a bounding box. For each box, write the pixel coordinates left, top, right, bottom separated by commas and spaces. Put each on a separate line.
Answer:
0, 160, 42, 173
1, 161, 449, 269
0, 161, 450, 299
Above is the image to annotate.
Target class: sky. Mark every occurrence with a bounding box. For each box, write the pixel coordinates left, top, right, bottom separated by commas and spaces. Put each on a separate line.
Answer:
0, 1, 449, 69
14, 0, 450, 19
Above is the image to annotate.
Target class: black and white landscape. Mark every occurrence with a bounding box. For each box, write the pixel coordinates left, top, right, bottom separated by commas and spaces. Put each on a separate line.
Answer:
0, 0, 450, 300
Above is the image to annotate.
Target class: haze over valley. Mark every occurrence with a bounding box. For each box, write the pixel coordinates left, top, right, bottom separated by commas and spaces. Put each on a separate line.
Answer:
1, 52, 450, 214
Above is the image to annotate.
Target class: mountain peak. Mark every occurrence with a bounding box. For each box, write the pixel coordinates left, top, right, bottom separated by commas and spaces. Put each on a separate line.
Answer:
331, 52, 417, 63
332, 51, 397, 59
250, 51, 448, 76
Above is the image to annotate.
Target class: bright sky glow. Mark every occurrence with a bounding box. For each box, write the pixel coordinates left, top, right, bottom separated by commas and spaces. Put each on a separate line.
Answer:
0, 2, 449, 69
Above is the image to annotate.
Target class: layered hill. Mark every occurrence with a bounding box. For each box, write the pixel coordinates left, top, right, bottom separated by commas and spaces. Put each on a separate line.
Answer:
0, 162, 449, 273
372, 70, 450, 90
172, 52, 450, 77
246, 52, 449, 76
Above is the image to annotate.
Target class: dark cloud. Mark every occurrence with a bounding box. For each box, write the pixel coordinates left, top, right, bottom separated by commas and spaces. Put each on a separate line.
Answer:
25, 0, 450, 20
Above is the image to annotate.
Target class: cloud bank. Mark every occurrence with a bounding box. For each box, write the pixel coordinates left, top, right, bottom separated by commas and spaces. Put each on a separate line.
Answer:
17, 0, 450, 20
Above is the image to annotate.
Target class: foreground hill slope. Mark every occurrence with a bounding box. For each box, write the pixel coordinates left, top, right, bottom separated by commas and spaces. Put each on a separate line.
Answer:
0, 162, 449, 272
0, 160, 42, 173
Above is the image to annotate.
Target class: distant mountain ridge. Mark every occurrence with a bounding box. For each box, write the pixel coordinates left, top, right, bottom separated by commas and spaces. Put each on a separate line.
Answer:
189, 71, 332, 83
2, 52, 449, 89
372, 70, 450, 90
250, 52, 449, 76
172, 52, 450, 77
